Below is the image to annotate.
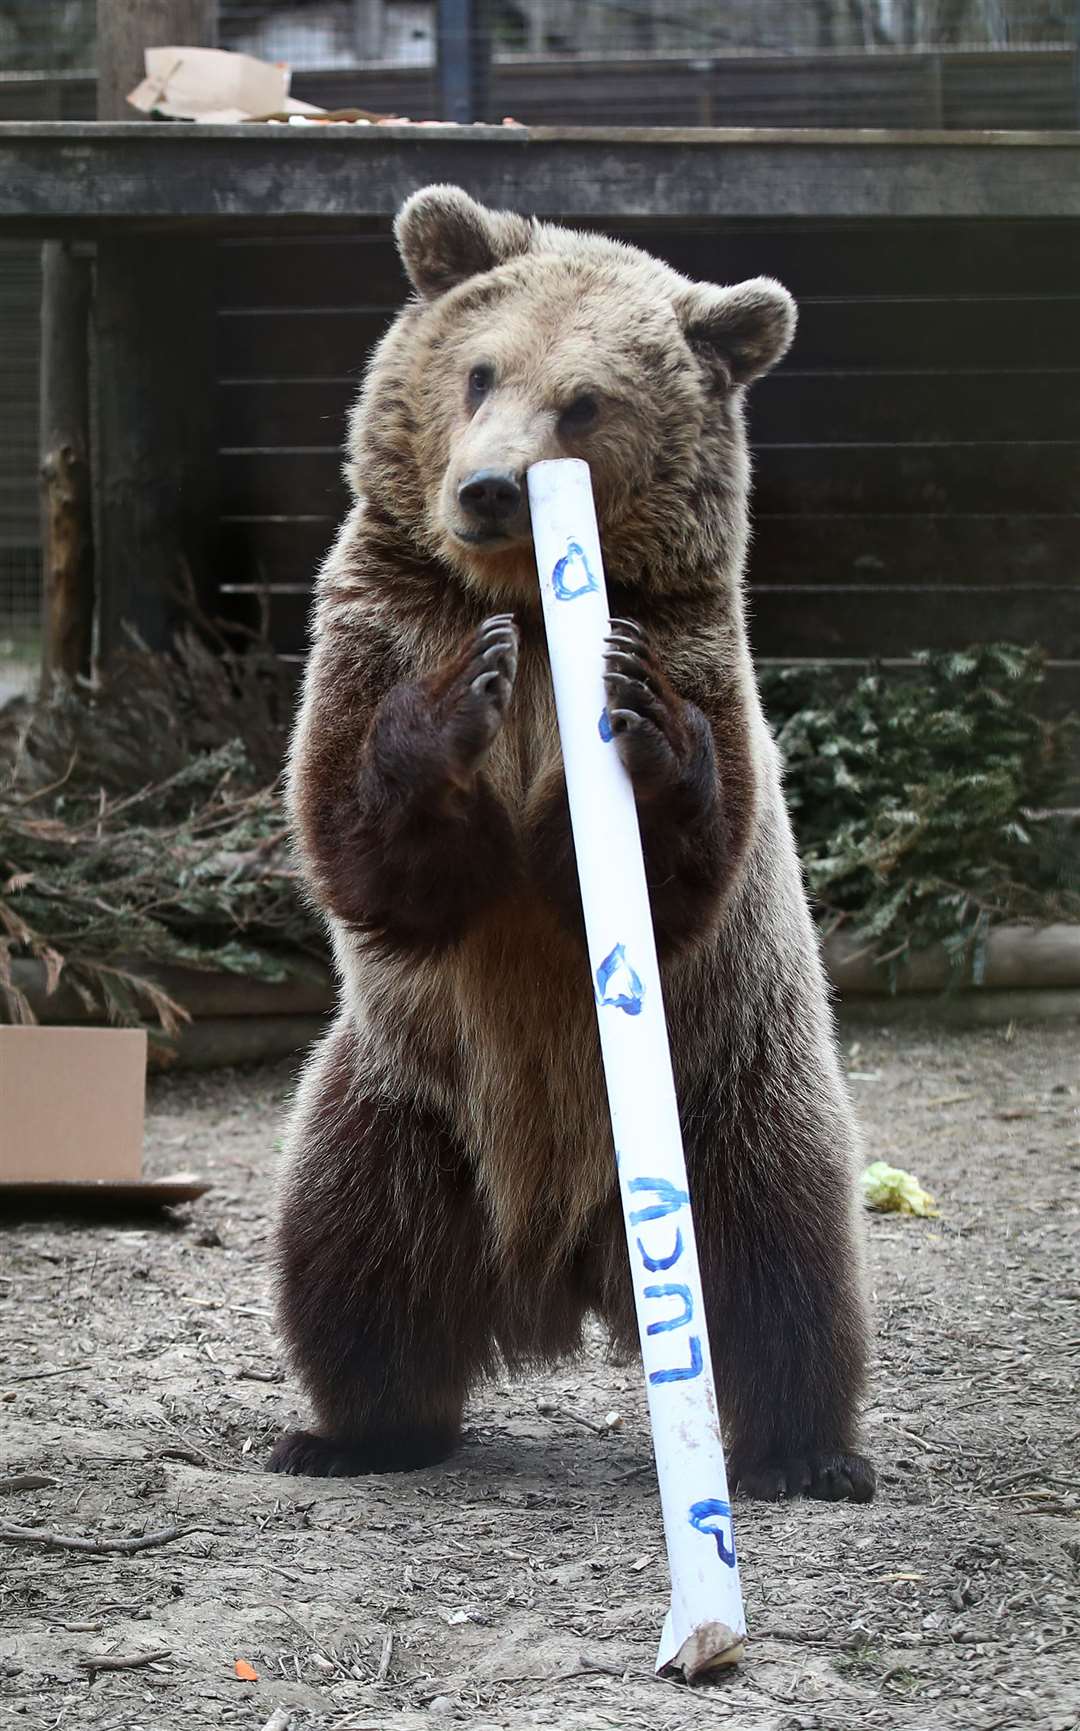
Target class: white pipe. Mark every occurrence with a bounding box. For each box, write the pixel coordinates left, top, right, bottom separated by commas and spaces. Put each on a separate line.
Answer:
528, 457, 746, 1678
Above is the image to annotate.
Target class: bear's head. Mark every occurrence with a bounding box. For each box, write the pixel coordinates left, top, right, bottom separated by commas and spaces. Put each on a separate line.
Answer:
348, 184, 795, 603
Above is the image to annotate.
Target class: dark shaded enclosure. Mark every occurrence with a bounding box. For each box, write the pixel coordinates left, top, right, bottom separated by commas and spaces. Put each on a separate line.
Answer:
213, 215, 1080, 712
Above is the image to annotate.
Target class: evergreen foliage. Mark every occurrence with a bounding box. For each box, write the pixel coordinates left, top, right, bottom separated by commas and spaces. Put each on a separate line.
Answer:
0, 633, 317, 1029
2, 638, 1075, 1028
760, 645, 1078, 974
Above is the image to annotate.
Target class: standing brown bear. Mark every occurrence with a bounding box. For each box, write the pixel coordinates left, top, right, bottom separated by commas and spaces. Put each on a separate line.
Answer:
269, 184, 875, 1503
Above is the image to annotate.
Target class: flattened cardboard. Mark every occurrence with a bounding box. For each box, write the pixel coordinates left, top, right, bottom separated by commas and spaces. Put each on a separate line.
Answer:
0, 1175, 210, 1216
0, 1027, 147, 1185
126, 46, 307, 123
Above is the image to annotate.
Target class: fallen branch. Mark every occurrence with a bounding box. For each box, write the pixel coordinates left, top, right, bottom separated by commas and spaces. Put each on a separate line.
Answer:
80, 1648, 173, 1675
260, 1710, 294, 1731
375, 1628, 393, 1683
0, 1522, 211, 1555
5, 1363, 92, 1384
0, 1474, 59, 1495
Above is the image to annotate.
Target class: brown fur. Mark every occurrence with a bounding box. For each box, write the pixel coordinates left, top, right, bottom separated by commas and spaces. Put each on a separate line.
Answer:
269, 186, 874, 1502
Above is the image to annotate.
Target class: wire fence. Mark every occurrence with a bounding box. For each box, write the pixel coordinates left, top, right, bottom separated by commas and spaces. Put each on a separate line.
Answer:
0, 242, 41, 700
0, 2, 1075, 76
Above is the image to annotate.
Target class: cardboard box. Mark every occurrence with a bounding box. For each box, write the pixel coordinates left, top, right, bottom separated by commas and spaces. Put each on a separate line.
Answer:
0, 1026, 147, 1184
126, 46, 319, 124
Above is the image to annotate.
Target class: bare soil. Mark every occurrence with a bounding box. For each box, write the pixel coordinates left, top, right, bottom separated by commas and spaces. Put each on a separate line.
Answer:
2, 1022, 1078, 1731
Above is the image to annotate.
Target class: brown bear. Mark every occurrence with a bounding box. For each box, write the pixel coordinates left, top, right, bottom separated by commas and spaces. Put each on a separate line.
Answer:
268, 184, 875, 1503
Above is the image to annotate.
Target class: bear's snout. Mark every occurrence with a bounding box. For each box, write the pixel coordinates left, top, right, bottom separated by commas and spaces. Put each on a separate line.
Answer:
457, 468, 524, 529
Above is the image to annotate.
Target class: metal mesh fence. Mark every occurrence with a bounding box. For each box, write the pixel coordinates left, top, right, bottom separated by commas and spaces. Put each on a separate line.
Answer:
0, 1, 95, 71
0, 2, 1075, 76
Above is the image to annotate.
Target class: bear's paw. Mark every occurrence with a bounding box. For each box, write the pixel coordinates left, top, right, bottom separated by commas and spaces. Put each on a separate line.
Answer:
267, 1426, 459, 1478
733, 1451, 876, 1504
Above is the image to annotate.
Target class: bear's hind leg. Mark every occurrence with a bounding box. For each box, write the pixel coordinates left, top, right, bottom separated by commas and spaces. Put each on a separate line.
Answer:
269, 1025, 496, 1477
687, 1072, 875, 1505
710, 1177, 875, 1504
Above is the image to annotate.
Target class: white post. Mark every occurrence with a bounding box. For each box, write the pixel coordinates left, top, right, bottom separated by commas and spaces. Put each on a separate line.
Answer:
528, 458, 746, 1679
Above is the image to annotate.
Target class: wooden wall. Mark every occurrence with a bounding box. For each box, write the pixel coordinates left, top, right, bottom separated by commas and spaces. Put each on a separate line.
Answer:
214, 218, 1080, 708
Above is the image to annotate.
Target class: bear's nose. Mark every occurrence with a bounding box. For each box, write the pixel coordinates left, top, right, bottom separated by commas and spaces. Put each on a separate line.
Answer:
458, 468, 523, 525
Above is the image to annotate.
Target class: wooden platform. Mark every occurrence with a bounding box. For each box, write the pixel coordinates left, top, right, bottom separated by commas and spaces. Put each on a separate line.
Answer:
1, 123, 1080, 233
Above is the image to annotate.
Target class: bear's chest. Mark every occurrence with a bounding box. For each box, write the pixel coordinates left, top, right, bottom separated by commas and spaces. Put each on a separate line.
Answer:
483, 647, 562, 816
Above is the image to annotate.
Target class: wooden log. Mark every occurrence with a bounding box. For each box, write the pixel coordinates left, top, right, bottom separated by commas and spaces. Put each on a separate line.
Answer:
5, 959, 335, 1026
825, 924, 1080, 994
837, 988, 1080, 1028
96, 0, 217, 122
39, 240, 93, 686
149, 1014, 327, 1070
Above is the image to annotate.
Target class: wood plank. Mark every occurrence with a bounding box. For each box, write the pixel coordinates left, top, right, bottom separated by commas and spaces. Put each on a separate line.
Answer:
218, 516, 338, 587
220, 450, 348, 516
631, 220, 1080, 299
95, 236, 218, 655
220, 584, 314, 653
747, 514, 1080, 588
220, 443, 1080, 523
217, 370, 1080, 459
752, 444, 1080, 516
942, 53, 1076, 132
218, 309, 393, 379
216, 221, 1080, 309
5, 126, 1080, 236
229, 575, 1080, 662
704, 56, 938, 131
218, 380, 353, 449
0, 241, 41, 547
790, 296, 1080, 371
217, 236, 407, 310
749, 586, 1080, 659
219, 300, 1080, 385
217, 511, 1080, 596
750, 370, 1080, 446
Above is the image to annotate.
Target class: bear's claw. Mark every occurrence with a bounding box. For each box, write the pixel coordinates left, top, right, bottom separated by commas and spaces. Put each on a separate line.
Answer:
442, 615, 519, 772
733, 1451, 876, 1504
603, 618, 685, 795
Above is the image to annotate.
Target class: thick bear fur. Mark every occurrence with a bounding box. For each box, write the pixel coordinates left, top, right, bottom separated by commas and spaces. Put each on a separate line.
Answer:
269, 185, 875, 1502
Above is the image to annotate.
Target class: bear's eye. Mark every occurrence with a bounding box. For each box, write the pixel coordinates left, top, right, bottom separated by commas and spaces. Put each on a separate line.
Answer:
467, 364, 495, 404
560, 394, 599, 432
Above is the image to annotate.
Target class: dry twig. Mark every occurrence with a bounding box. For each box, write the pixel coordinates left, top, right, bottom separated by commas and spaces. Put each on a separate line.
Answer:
80, 1648, 173, 1676
0, 1522, 211, 1555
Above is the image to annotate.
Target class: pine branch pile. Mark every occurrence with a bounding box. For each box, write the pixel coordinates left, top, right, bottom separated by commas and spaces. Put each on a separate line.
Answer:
760, 644, 1079, 971
1, 633, 324, 1030
2, 636, 1076, 1031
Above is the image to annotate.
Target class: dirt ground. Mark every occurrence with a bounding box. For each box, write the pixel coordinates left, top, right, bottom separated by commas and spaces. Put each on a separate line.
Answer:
1, 1021, 1078, 1731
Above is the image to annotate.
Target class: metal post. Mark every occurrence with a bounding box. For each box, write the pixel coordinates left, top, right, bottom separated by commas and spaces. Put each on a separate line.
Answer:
438, 0, 491, 124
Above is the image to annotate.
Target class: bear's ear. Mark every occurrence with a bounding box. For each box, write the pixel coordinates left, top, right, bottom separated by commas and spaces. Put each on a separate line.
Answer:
394, 184, 533, 299
674, 276, 796, 386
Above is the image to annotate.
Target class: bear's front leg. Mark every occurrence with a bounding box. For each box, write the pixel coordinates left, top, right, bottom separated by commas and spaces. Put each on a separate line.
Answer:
316, 615, 520, 950
603, 619, 738, 951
